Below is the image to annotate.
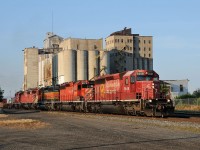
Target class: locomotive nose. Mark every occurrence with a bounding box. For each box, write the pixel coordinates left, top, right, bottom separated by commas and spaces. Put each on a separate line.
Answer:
153, 81, 160, 99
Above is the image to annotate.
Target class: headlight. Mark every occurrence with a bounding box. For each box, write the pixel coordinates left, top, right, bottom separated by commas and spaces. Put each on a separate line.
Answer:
149, 100, 152, 103
167, 99, 171, 103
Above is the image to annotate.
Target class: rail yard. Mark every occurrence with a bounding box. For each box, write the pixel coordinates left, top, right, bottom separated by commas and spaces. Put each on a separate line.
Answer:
0, 109, 200, 150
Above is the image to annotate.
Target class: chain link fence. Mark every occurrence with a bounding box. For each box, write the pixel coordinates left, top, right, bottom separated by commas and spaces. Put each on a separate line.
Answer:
174, 98, 200, 111
174, 98, 200, 106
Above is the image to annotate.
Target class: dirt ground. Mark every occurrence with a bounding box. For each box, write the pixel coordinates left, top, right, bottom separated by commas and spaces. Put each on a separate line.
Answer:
0, 109, 200, 150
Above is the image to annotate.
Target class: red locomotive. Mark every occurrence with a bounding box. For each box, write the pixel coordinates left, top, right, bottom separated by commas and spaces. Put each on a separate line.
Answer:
13, 88, 40, 109
59, 80, 94, 111
11, 70, 174, 117
87, 70, 174, 116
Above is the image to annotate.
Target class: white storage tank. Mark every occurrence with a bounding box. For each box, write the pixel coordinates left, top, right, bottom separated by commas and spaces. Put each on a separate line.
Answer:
38, 55, 45, 87
88, 50, 99, 80
100, 51, 110, 75
77, 50, 88, 80
63, 49, 76, 82
38, 55, 42, 86
58, 50, 64, 84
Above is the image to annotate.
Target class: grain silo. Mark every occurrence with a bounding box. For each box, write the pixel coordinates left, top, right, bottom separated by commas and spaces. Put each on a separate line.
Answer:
133, 58, 138, 70
138, 58, 142, 69
52, 54, 58, 85
58, 50, 64, 84
149, 59, 153, 70
43, 54, 53, 86
77, 50, 88, 80
100, 51, 110, 75
38, 55, 44, 86
88, 50, 100, 80
63, 49, 76, 82
144, 58, 148, 70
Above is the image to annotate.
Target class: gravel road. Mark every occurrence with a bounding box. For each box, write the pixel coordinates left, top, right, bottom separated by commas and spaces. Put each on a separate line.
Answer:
0, 110, 200, 150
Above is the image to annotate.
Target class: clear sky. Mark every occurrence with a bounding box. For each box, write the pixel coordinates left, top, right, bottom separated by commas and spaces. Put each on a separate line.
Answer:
0, 0, 200, 97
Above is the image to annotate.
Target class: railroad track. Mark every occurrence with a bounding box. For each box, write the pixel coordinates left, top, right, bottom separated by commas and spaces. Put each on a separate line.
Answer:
2, 108, 200, 124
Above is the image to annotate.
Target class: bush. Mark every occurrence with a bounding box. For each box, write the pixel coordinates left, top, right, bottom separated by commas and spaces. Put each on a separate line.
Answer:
175, 94, 196, 99
193, 89, 200, 98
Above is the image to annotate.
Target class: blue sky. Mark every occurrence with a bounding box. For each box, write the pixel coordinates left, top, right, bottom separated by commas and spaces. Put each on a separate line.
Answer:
0, 0, 199, 97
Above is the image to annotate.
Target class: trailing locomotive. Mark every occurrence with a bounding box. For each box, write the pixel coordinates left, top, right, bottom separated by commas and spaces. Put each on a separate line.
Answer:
10, 70, 174, 117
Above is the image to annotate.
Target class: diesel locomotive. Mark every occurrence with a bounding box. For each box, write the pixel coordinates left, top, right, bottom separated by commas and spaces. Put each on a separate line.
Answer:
9, 70, 174, 117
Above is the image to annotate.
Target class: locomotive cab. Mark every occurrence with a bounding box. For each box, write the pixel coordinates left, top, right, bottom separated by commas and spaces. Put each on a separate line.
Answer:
122, 70, 174, 117
122, 70, 162, 100
134, 70, 160, 100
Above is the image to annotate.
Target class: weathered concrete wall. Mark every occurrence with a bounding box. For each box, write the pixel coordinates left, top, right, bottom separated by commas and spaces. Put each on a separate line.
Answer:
24, 47, 39, 90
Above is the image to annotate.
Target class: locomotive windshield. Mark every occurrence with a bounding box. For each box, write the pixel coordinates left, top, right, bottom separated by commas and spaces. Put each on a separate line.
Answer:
137, 75, 158, 81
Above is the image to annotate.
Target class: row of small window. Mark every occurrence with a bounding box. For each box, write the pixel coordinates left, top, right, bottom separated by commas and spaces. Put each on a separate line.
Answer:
109, 46, 151, 51
106, 39, 133, 45
137, 40, 151, 44
144, 54, 151, 58
134, 47, 151, 51
106, 39, 151, 45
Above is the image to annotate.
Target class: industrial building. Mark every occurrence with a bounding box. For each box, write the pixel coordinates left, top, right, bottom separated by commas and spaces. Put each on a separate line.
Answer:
23, 27, 153, 91
106, 27, 153, 73
38, 32, 63, 87
57, 37, 108, 84
23, 33, 109, 90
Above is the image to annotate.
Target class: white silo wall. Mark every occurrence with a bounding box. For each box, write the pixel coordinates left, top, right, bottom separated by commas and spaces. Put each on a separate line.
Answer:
63, 49, 76, 82
100, 51, 110, 75
77, 50, 88, 80
41, 60, 45, 87
38, 55, 45, 87
88, 50, 99, 80
58, 51, 63, 84
38, 56, 41, 86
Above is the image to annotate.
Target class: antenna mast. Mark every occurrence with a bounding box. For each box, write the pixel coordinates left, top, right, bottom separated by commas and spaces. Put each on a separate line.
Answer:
52, 10, 54, 34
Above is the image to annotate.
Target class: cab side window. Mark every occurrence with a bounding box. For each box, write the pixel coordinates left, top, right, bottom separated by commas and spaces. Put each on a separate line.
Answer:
130, 76, 135, 83
125, 78, 129, 85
